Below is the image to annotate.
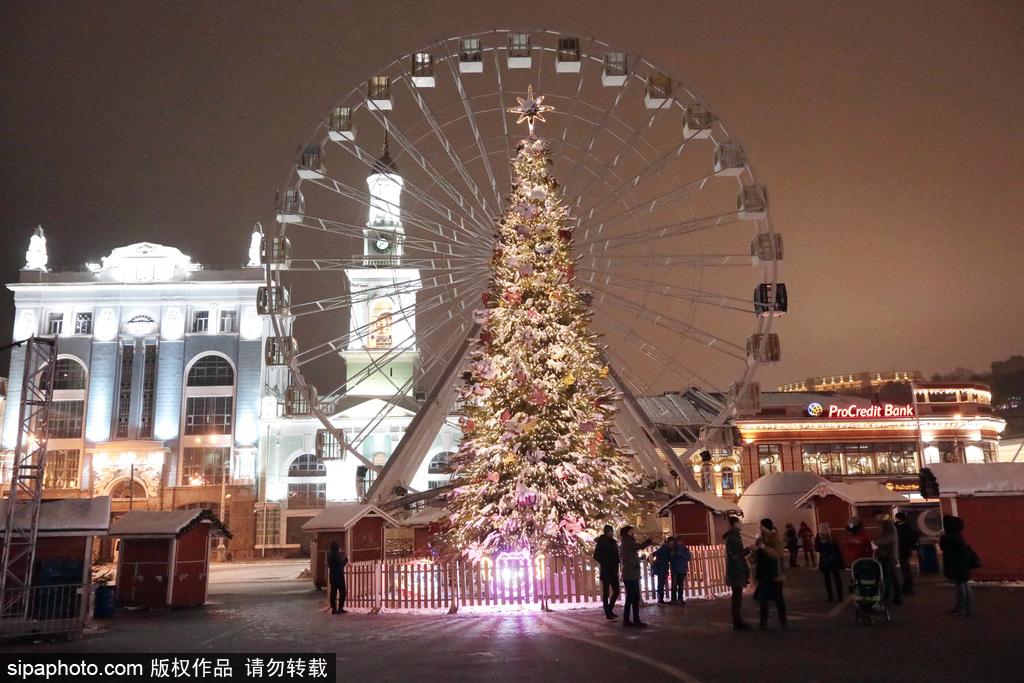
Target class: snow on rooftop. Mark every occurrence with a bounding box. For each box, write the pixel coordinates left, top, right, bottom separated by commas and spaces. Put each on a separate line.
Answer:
658, 490, 743, 516
301, 503, 401, 532
927, 463, 1024, 495
0, 496, 111, 536
794, 481, 908, 508
108, 508, 230, 538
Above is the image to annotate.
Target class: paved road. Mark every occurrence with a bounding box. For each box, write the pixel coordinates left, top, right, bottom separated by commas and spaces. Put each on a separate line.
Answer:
3, 563, 1021, 682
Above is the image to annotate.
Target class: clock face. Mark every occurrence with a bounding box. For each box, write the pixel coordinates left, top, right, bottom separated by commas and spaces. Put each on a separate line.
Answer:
374, 236, 391, 253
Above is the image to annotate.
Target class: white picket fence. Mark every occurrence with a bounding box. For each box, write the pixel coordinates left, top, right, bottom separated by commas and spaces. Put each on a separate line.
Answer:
342, 545, 730, 612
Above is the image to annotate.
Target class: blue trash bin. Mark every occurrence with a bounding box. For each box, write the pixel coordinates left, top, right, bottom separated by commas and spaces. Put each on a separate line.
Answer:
918, 543, 940, 574
93, 584, 116, 619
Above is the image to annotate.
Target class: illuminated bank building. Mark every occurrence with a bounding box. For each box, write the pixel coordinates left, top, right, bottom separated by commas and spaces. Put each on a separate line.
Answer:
737, 378, 1006, 495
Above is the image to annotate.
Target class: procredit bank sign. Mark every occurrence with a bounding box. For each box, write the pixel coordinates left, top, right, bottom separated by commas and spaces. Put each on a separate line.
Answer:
806, 402, 915, 419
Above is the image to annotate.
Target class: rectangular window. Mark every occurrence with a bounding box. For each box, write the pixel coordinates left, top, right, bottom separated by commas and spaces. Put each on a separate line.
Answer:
43, 449, 80, 489
427, 480, 447, 490
181, 446, 230, 485
255, 506, 281, 546
509, 33, 530, 56
115, 345, 134, 439
605, 51, 627, 76
460, 38, 481, 61
46, 313, 64, 336
412, 52, 433, 76
219, 310, 237, 334
138, 344, 158, 438
49, 402, 85, 439
191, 310, 209, 333
287, 482, 326, 508
757, 443, 782, 477
184, 396, 234, 435
74, 312, 93, 335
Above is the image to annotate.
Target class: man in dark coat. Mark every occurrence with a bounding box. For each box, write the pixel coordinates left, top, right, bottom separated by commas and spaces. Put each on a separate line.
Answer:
895, 511, 919, 595
723, 515, 752, 630
619, 525, 654, 628
593, 524, 620, 620
327, 541, 349, 614
939, 515, 976, 615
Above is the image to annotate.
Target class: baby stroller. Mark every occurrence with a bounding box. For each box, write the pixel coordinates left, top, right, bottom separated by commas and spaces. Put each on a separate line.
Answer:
850, 557, 890, 625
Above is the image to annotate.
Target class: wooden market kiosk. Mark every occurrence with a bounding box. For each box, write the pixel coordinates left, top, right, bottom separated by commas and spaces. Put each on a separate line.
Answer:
108, 508, 231, 608
657, 490, 743, 545
925, 463, 1024, 581
303, 503, 402, 588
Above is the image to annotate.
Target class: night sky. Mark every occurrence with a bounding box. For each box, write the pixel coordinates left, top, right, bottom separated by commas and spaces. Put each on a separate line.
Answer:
1, 1, 1022, 390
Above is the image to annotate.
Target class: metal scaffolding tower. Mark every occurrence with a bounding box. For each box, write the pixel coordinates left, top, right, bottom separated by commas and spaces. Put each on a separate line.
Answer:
0, 337, 57, 617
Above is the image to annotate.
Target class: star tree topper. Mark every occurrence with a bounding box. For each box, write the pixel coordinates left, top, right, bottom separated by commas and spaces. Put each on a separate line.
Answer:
507, 84, 555, 135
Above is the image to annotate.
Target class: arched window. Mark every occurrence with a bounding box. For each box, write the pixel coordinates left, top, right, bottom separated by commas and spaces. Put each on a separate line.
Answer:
287, 454, 326, 508
187, 355, 234, 386
702, 463, 714, 492
184, 355, 235, 437
109, 478, 147, 500
288, 453, 326, 477
721, 467, 735, 491
41, 358, 87, 439
428, 451, 453, 474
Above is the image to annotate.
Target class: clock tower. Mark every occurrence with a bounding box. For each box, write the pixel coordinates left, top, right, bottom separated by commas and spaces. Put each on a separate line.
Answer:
341, 136, 422, 397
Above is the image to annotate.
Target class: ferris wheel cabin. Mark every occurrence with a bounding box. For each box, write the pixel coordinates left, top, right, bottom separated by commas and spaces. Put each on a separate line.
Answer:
714, 142, 747, 176
683, 104, 715, 139
508, 33, 532, 69
746, 333, 782, 365
602, 52, 628, 86
459, 38, 483, 73
411, 52, 435, 87
751, 233, 784, 264
367, 76, 392, 110
297, 144, 324, 180
644, 74, 672, 108
275, 188, 304, 223
738, 185, 768, 220
327, 107, 354, 142
555, 37, 581, 73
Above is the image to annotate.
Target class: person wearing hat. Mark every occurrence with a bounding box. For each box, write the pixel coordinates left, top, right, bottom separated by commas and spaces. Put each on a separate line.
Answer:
723, 515, 752, 630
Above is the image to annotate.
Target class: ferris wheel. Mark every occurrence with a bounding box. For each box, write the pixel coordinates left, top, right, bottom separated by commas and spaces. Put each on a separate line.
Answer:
261, 29, 787, 502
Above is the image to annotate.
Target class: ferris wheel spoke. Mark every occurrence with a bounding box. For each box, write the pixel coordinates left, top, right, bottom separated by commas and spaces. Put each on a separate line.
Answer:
294, 279, 484, 367
549, 37, 596, 170
284, 256, 489, 271
319, 285, 482, 399
490, 30, 514, 195
293, 216, 491, 258
574, 132, 698, 217
577, 269, 754, 312
578, 253, 751, 268
306, 175, 471, 246
579, 169, 719, 239
359, 107, 496, 241
439, 41, 504, 214
290, 269, 485, 318
576, 211, 745, 252
398, 68, 497, 223
597, 311, 730, 395
566, 91, 675, 210
586, 281, 748, 360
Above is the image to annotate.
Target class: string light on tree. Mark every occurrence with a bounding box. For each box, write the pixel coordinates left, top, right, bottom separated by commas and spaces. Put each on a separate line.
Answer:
447, 87, 636, 561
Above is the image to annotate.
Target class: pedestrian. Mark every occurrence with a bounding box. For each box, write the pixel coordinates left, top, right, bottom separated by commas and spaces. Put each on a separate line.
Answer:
814, 523, 845, 603
651, 537, 674, 604
326, 541, 348, 614
593, 524, 621, 620
841, 518, 873, 566
939, 515, 979, 616
670, 539, 693, 605
754, 518, 787, 629
895, 511, 919, 596
723, 516, 752, 631
619, 525, 654, 628
783, 523, 799, 567
799, 521, 816, 567
873, 518, 903, 606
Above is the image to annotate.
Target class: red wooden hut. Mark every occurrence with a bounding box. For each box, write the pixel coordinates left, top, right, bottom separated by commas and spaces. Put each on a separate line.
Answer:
0, 496, 111, 589
303, 503, 401, 588
926, 463, 1024, 581
657, 490, 743, 546
794, 481, 908, 563
108, 508, 230, 609
403, 506, 449, 556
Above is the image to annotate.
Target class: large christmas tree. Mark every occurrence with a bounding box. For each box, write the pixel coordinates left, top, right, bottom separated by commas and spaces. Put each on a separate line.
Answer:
446, 88, 636, 560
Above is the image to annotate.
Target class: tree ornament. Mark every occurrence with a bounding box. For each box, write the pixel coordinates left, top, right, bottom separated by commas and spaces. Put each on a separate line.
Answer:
563, 373, 576, 386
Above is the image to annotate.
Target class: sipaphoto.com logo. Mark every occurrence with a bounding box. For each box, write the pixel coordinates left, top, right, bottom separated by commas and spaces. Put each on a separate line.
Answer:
807, 402, 824, 417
